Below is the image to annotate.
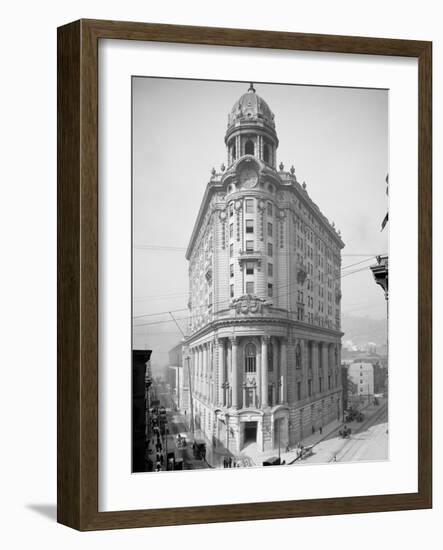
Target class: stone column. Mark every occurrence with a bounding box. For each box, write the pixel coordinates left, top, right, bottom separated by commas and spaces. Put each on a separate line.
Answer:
227, 344, 231, 407
206, 343, 210, 400
231, 337, 238, 408
261, 336, 269, 407
323, 343, 329, 389
280, 338, 287, 403
199, 346, 203, 396
195, 346, 199, 396
201, 344, 206, 399
273, 338, 279, 399
256, 345, 262, 408
191, 348, 195, 396
218, 338, 225, 406
314, 341, 320, 393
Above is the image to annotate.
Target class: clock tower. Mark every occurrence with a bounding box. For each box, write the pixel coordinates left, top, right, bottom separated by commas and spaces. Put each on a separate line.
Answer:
182, 83, 344, 459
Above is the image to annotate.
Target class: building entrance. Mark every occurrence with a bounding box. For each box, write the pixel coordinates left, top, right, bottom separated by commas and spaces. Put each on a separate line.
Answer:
243, 421, 258, 445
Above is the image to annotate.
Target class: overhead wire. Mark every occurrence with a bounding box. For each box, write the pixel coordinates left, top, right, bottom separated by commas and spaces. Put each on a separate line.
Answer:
133, 260, 379, 329
132, 256, 379, 320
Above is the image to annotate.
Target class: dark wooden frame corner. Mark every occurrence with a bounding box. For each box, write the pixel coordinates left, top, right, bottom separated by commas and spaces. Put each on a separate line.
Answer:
57, 19, 432, 531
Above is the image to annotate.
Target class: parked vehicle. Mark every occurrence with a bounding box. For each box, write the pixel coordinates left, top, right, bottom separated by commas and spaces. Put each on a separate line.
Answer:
174, 458, 184, 470
166, 452, 175, 471
263, 456, 281, 466
192, 441, 206, 460
339, 426, 352, 438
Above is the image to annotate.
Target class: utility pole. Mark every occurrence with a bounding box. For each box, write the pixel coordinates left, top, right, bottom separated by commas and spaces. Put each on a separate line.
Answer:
370, 254, 389, 369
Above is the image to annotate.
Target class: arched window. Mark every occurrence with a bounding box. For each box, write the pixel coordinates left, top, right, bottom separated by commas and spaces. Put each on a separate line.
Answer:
231, 142, 236, 160
245, 342, 257, 373
295, 343, 302, 369
263, 143, 270, 163
245, 139, 255, 155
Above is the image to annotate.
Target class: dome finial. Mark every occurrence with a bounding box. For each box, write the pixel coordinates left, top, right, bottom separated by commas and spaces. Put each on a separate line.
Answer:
248, 82, 256, 93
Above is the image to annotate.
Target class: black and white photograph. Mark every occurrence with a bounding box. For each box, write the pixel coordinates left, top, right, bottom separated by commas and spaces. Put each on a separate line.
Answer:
132, 77, 389, 474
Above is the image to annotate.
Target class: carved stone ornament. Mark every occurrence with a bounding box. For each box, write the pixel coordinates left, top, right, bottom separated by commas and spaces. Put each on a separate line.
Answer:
219, 210, 227, 221
234, 200, 242, 211
231, 294, 267, 314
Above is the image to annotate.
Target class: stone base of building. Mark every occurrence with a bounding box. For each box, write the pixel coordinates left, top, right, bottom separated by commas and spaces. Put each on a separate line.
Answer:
191, 390, 342, 456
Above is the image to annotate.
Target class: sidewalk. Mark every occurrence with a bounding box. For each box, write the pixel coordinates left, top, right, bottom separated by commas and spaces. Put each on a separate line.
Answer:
281, 418, 343, 465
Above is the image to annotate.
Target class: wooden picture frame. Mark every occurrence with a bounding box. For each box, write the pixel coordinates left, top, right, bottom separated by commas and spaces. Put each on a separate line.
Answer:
57, 19, 432, 530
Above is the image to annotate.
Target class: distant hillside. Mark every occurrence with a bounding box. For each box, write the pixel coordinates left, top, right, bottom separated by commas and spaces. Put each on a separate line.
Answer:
341, 315, 387, 348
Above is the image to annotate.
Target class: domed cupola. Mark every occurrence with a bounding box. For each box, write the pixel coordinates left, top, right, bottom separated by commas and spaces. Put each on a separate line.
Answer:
225, 83, 279, 169
228, 83, 276, 131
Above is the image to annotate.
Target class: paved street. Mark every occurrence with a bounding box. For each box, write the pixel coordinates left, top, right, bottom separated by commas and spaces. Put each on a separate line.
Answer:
296, 400, 388, 464
148, 382, 388, 470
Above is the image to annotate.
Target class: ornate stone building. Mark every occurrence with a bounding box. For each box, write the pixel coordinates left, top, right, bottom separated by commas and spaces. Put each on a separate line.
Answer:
182, 84, 344, 456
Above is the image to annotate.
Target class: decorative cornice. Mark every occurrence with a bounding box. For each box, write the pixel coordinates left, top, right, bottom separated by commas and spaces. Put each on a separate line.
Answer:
186, 315, 343, 344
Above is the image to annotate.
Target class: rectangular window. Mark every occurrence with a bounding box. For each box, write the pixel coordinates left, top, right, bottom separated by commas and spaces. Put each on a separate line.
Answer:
246, 240, 254, 252
229, 243, 233, 258
267, 202, 273, 216
297, 381, 301, 401
319, 377, 322, 392
246, 262, 254, 275
267, 242, 273, 256
308, 379, 312, 397
246, 281, 254, 295
229, 223, 233, 238
245, 356, 256, 373
230, 264, 234, 277
245, 199, 254, 213
268, 385, 273, 406
267, 222, 273, 237
268, 263, 273, 277
268, 283, 273, 297
246, 219, 254, 233
328, 375, 331, 390
230, 284, 234, 298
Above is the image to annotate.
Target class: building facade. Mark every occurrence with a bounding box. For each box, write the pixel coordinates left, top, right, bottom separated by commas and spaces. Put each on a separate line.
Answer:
168, 342, 191, 413
348, 362, 374, 401
183, 84, 344, 455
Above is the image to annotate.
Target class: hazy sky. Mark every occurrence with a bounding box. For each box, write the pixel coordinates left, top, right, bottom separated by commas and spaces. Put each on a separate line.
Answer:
132, 77, 388, 365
